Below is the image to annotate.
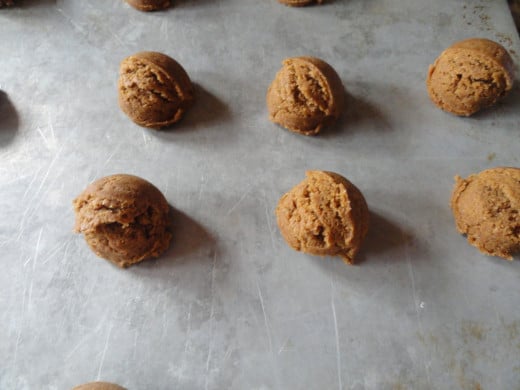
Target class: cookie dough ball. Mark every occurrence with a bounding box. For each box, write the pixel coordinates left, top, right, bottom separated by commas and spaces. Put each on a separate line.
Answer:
126, 0, 170, 11
426, 38, 514, 116
267, 56, 344, 135
276, 170, 369, 264
451, 167, 520, 260
118, 51, 194, 129
73, 174, 172, 268
73, 382, 126, 390
0, 0, 16, 7
278, 0, 323, 6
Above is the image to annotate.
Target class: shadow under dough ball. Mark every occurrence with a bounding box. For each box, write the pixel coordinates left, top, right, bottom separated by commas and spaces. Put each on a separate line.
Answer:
276, 170, 369, 264
73, 174, 172, 268
126, 0, 171, 11
267, 56, 344, 135
451, 167, 520, 260
73, 382, 126, 390
278, 0, 323, 6
427, 38, 514, 116
118, 51, 194, 129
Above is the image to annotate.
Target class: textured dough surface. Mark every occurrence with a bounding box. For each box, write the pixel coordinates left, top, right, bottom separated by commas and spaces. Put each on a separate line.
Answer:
73, 174, 172, 268
73, 382, 127, 390
427, 38, 514, 116
267, 56, 344, 135
278, 0, 323, 6
451, 167, 520, 260
118, 51, 194, 129
126, 0, 170, 11
276, 170, 369, 264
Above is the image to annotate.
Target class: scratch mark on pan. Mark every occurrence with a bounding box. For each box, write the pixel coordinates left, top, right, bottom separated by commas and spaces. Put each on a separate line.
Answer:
226, 188, 250, 216
96, 324, 114, 380
204, 252, 217, 390
36, 126, 50, 148
262, 191, 276, 251
256, 280, 273, 354
103, 144, 120, 167
47, 109, 56, 143
141, 129, 149, 145
405, 235, 432, 387
22, 168, 42, 201
330, 280, 342, 390
278, 338, 289, 354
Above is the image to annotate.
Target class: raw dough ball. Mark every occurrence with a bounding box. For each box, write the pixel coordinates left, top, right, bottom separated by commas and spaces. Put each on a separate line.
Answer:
0, 0, 16, 7
118, 51, 194, 129
267, 56, 344, 135
451, 167, 520, 260
73, 174, 172, 268
278, 0, 323, 6
426, 38, 514, 116
276, 170, 369, 264
125, 0, 170, 11
72, 382, 126, 390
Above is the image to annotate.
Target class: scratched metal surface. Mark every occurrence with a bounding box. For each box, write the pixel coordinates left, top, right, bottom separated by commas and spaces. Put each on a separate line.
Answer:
1, 1, 519, 389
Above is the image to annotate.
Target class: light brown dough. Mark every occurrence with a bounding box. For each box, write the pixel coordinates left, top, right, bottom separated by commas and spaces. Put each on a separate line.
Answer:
267, 56, 344, 135
125, 0, 171, 11
278, 0, 323, 6
73, 174, 172, 268
73, 382, 126, 390
276, 170, 369, 264
451, 167, 520, 260
118, 51, 194, 129
426, 38, 514, 116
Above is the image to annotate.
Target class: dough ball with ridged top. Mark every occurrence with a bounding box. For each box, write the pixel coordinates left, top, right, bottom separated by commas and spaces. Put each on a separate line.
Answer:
278, 0, 323, 6
451, 167, 520, 260
267, 56, 344, 135
72, 382, 126, 390
276, 171, 369, 264
126, 0, 171, 11
73, 174, 172, 268
427, 38, 514, 116
118, 51, 194, 129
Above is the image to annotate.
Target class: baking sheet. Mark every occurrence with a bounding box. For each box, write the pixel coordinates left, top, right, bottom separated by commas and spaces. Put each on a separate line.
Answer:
1, 1, 520, 389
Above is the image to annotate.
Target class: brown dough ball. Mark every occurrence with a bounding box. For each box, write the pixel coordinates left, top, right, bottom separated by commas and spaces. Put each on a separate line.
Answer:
451, 167, 520, 260
426, 38, 514, 116
118, 51, 194, 129
72, 382, 126, 390
125, 0, 171, 11
267, 56, 344, 135
276, 170, 369, 264
278, 0, 323, 6
73, 174, 172, 268
0, 0, 16, 7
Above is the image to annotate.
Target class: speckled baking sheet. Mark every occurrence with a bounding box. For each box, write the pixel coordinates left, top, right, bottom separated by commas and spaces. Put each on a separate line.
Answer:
1, 1, 519, 389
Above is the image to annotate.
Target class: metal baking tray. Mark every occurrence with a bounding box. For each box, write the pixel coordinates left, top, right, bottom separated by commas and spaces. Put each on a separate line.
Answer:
1, 0, 519, 388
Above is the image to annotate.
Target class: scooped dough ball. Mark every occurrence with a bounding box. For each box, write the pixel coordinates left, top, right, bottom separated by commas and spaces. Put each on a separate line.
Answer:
118, 51, 194, 129
426, 38, 514, 116
276, 171, 369, 264
278, 0, 323, 6
72, 382, 126, 390
451, 167, 520, 260
0, 0, 16, 7
73, 174, 172, 268
125, 0, 170, 11
267, 56, 344, 135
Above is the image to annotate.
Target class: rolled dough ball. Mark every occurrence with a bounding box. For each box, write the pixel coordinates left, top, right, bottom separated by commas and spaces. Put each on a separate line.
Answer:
426, 38, 514, 116
451, 167, 520, 260
118, 51, 194, 129
0, 0, 16, 7
276, 170, 369, 264
267, 56, 344, 135
278, 0, 323, 6
73, 174, 172, 268
125, 0, 171, 11
72, 382, 126, 390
